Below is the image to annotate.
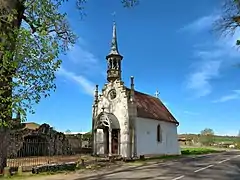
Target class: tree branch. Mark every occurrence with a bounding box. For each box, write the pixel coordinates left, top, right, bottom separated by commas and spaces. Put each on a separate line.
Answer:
22, 14, 37, 33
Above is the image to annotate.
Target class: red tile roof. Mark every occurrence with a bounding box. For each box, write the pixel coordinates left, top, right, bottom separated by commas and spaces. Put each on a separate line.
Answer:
127, 88, 179, 125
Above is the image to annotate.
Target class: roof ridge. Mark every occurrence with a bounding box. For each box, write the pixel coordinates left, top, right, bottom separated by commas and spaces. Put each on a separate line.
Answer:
124, 86, 178, 124
125, 87, 159, 100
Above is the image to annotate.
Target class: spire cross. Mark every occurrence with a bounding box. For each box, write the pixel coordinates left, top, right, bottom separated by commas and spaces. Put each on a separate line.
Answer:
155, 90, 160, 98
112, 11, 116, 22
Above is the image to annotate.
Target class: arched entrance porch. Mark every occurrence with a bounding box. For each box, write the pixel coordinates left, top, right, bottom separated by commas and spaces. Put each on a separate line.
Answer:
94, 112, 120, 156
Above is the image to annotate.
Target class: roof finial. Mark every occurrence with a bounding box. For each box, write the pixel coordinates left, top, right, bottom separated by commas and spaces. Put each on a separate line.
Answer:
155, 90, 160, 98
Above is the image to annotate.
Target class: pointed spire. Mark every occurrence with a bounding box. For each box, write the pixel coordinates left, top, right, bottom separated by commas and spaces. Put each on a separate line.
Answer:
94, 85, 99, 104
130, 76, 135, 103
108, 21, 120, 56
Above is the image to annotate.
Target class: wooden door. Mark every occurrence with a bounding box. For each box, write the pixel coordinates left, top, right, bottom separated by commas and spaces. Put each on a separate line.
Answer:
111, 130, 119, 154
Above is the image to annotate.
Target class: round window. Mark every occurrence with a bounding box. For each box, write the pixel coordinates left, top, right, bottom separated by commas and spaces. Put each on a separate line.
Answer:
108, 89, 117, 100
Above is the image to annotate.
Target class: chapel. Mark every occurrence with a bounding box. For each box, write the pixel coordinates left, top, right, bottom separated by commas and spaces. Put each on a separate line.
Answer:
92, 22, 180, 158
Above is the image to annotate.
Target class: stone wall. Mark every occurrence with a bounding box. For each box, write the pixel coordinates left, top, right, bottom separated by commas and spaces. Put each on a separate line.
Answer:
65, 134, 82, 154
7, 123, 73, 158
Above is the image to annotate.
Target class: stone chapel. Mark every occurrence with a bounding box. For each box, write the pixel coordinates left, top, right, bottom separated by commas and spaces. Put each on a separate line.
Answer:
92, 22, 181, 158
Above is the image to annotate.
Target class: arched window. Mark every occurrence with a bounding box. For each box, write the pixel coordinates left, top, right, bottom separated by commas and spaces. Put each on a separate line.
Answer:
157, 124, 162, 142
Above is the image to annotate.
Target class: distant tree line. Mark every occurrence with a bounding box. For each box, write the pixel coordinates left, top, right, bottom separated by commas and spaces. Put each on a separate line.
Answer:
199, 128, 215, 146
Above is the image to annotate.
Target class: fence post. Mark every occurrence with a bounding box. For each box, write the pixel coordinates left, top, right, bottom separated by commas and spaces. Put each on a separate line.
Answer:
3, 167, 10, 177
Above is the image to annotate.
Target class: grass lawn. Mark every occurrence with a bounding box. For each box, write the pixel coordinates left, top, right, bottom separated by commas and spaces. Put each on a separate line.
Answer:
181, 147, 222, 155
127, 147, 224, 166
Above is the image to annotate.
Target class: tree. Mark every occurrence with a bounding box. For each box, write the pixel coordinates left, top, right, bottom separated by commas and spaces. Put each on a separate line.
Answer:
214, 0, 240, 46
0, 0, 139, 171
82, 131, 92, 141
65, 129, 71, 134
201, 128, 214, 136
199, 128, 215, 146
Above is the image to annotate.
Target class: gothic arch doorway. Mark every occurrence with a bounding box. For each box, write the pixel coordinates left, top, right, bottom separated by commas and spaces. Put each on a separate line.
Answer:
94, 113, 120, 156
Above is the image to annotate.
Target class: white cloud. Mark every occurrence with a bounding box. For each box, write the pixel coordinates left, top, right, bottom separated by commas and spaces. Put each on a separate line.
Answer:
68, 44, 98, 65
183, 111, 199, 116
66, 43, 104, 77
179, 14, 219, 33
57, 67, 95, 96
187, 35, 240, 98
186, 60, 221, 97
212, 90, 240, 103
182, 12, 240, 97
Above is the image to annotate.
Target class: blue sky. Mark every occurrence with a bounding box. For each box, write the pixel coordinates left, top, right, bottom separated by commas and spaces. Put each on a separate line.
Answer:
27, 0, 240, 136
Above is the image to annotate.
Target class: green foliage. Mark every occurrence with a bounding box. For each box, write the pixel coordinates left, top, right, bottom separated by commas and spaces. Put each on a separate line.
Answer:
0, 0, 76, 125
181, 147, 220, 155
0, 0, 139, 126
65, 129, 71, 133
200, 128, 214, 136
82, 131, 92, 141
180, 133, 240, 144
32, 162, 77, 174
179, 131, 240, 145
198, 128, 215, 146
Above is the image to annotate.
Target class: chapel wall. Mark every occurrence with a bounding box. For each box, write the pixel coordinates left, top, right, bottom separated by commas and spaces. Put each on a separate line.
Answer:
135, 117, 181, 156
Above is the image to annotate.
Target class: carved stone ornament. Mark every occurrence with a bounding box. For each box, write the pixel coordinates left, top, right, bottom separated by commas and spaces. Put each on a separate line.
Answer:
108, 89, 117, 100
99, 115, 109, 127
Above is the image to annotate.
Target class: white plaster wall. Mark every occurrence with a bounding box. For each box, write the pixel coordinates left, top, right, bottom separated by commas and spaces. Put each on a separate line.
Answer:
136, 117, 180, 156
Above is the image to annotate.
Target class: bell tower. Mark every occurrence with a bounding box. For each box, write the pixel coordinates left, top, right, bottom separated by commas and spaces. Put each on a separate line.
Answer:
106, 21, 123, 82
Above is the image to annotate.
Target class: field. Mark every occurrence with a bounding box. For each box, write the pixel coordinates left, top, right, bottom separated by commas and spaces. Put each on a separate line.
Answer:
126, 147, 223, 166
179, 134, 240, 143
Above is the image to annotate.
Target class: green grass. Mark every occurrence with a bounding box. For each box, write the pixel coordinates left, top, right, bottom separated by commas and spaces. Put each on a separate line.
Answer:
128, 147, 223, 166
181, 147, 221, 155
179, 134, 240, 144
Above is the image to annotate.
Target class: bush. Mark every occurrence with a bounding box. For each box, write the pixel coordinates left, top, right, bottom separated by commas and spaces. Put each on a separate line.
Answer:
32, 162, 77, 174
181, 148, 218, 155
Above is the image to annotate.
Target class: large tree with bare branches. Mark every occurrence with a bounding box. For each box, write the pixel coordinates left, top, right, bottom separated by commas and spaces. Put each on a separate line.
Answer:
215, 0, 240, 45
0, 0, 139, 172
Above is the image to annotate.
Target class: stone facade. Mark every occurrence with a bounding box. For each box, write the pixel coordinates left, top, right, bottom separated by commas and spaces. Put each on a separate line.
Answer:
93, 80, 131, 157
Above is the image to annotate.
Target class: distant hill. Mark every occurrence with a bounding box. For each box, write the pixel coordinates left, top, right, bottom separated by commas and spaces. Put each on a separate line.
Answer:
179, 134, 240, 143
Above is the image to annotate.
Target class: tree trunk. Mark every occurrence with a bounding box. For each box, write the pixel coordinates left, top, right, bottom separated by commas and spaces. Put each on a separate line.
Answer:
0, 129, 9, 173
0, 0, 25, 172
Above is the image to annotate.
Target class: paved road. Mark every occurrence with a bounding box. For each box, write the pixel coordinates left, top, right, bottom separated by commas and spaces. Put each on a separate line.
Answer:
74, 151, 240, 180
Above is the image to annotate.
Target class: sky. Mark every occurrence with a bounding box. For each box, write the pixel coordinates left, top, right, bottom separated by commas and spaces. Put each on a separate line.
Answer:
26, 0, 240, 136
